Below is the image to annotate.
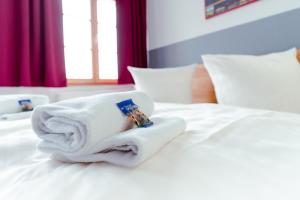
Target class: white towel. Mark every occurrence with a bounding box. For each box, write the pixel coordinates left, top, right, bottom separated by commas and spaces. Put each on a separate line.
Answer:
40, 117, 186, 167
32, 91, 161, 165
0, 94, 49, 115
0, 111, 32, 121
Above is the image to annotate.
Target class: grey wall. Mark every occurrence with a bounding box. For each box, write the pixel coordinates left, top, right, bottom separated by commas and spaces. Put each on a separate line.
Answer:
149, 7, 300, 68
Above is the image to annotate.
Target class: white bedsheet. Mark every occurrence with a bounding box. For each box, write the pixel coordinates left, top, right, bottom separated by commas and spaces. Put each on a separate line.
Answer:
1, 103, 300, 200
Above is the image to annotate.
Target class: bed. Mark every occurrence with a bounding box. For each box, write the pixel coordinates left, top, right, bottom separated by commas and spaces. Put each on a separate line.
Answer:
1, 102, 300, 200
1, 50, 300, 200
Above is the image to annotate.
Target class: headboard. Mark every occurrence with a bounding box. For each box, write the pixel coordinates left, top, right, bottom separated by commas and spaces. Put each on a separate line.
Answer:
192, 50, 300, 103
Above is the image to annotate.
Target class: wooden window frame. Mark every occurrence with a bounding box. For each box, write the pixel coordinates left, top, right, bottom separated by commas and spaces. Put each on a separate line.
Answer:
67, 0, 117, 85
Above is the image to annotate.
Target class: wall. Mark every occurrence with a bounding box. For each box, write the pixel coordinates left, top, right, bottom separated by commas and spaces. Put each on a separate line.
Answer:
147, 0, 300, 67
148, 0, 300, 50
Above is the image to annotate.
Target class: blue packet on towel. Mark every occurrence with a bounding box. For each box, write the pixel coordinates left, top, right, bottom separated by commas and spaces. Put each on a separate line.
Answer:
117, 99, 153, 128
18, 99, 33, 112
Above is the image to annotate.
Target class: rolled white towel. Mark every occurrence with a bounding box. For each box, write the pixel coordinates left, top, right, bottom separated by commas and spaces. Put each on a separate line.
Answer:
40, 117, 186, 167
32, 91, 156, 165
0, 94, 49, 115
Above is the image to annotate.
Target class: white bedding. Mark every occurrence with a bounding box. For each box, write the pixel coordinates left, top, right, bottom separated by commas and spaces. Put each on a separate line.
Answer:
1, 103, 300, 200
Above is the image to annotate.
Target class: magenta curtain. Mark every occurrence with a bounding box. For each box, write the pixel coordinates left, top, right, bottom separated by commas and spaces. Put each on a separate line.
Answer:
0, 0, 66, 87
116, 0, 148, 84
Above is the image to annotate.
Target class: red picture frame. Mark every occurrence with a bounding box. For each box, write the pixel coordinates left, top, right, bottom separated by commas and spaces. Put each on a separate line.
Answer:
205, 0, 259, 19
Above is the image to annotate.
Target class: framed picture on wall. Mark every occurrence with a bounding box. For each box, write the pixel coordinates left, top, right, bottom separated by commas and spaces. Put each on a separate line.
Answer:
205, 0, 259, 19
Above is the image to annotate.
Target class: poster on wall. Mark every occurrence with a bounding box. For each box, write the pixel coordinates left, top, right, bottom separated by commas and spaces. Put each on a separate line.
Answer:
205, 0, 259, 19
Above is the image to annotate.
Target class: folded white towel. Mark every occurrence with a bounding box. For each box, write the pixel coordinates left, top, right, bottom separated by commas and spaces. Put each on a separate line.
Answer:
40, 117, 186, 167
0, 111, 32, 121
32, 91, 160, 166
0, 94, 49, 115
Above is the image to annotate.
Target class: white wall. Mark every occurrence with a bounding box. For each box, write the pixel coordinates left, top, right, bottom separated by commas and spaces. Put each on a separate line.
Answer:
147, 0, 300, 50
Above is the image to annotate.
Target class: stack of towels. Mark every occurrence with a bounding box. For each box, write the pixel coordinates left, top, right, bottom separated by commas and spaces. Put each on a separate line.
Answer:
32, 91, 186, 167
0, 94, 49, 120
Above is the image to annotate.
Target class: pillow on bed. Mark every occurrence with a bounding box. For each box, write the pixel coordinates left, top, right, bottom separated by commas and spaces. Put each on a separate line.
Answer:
128, 64, 197, 103
202, 48, 300, 113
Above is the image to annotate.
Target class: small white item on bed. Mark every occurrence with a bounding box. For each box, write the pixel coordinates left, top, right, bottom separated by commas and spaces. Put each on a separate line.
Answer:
32, 91, 184, 166
128, 64, 197, 104
0, 94, 49, 120
0, 111, 33, 121
202, 48, 300, 113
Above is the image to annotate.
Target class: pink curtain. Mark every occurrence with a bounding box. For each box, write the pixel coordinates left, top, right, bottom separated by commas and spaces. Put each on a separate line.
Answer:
116, 0, 148, 84
0, 0, 66, 87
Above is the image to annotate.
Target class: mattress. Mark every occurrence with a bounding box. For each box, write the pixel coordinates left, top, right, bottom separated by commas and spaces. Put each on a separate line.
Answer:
1, 103, 300, 200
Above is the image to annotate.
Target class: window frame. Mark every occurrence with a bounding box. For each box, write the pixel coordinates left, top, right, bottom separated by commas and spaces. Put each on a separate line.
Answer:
67, 0, 118, 85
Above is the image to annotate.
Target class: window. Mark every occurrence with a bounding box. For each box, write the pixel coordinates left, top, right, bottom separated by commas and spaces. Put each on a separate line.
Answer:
62, 0, 118, 84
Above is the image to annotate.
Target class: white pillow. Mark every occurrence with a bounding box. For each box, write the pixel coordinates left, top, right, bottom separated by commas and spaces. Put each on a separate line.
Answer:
128, 64, 197, 103
202, 48, 300, 113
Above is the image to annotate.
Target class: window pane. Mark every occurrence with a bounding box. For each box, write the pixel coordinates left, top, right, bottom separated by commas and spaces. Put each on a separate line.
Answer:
63, 0, 91, 17
97, 0, 118, 80
63, 0, 93, 79
64, 47, 93, 79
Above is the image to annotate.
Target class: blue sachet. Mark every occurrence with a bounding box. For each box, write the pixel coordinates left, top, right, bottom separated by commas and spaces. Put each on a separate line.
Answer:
117, 99, 153, 128
18, 99, 33, 112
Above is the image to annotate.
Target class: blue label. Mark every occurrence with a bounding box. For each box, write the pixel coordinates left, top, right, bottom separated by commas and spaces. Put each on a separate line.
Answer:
18, 99, 33, 112
117, 99, 153, 128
